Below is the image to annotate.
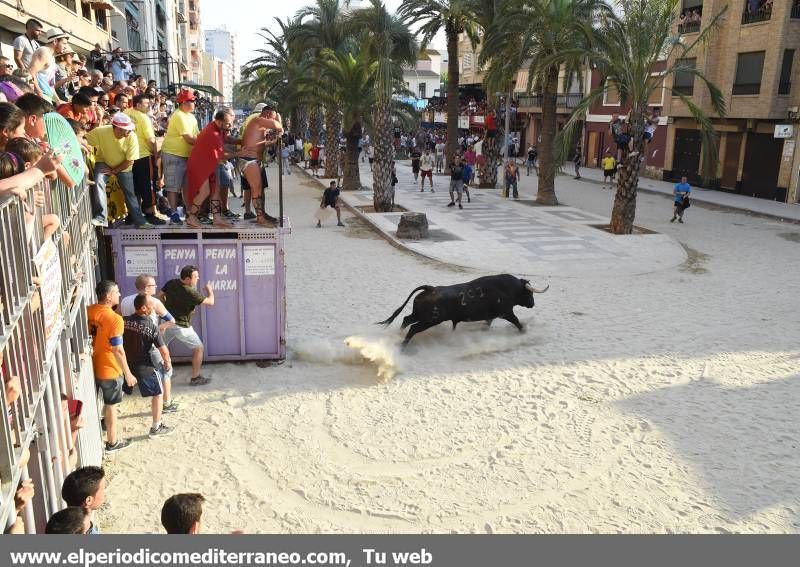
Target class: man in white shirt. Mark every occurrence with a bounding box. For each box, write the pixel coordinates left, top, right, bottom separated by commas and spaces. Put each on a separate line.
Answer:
434, 140, 445, 173
419, 148, 434, 192
119, 274, 178, 413
13, 19, 43, 71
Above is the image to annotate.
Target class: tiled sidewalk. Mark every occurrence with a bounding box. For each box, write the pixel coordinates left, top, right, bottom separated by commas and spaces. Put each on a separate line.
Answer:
323, 161, 687, 277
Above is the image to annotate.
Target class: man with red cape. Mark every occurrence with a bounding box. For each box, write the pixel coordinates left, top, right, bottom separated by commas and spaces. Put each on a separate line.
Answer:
185, 107, 239, 228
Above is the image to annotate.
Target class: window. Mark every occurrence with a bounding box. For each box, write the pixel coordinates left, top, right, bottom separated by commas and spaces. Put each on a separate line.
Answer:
603, 80, 621, 105
81, 1, 92, 20
96, 9, 108, 30
418, 82, 426, 99
463, 53, 472, 70
647, 75, 665, 105
55, 0, 77, 11
673, 58, 696, 96
733, 51, 765, 95
778, 49, 794, 95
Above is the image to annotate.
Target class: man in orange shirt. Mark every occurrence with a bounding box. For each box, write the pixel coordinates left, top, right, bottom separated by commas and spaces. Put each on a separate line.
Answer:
87, 280, 137, 454
57, 92, 91, 124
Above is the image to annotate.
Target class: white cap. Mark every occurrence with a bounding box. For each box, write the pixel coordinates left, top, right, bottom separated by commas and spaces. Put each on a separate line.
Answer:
111, 112, 135, 131
253, 102, 266, 112
45, 28, 69, 43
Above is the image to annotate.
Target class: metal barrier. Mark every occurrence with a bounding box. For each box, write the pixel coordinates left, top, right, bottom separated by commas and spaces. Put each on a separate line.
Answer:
0, 175, 102, 533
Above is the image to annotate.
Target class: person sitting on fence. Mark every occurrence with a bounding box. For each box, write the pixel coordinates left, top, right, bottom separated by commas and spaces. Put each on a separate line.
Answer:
86, 112, 152, 228
119, 273, 178, 413
122, 295, 175, 439
88, 280, 137, 453
316, 180, 345, 228
61, 466, 106, 533
158, 265, 214, 387
45, 506, 90, 534
161, 493, 205, 534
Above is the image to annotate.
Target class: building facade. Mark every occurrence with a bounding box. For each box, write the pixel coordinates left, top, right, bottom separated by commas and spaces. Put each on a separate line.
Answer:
403, 50, 442, 101
0, 0, 117, 61
204, 27, 237, 102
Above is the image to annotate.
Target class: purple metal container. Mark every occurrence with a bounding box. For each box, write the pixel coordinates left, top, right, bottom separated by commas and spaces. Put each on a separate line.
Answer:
105, 225, 289, 361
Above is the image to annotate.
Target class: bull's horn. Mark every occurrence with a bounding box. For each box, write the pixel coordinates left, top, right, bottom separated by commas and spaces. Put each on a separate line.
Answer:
526, 283, 549, 294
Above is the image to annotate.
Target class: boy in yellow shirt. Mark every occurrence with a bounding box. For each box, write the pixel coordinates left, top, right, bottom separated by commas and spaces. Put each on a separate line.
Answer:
601, 151, 616, 189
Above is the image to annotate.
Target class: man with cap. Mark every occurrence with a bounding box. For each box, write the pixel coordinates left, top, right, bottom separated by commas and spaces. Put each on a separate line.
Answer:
238, 103, 283, 226
162, 89, 199, 224
86, 112, 154, 228
13, 19, 43, 72
27, 27, 70, 105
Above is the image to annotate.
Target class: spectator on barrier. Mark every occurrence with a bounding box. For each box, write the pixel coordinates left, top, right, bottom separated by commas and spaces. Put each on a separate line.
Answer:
62, 466, 106, 533
0, 102, 26, 149
27, 28, 70, 106
76, 86, 102, 129
125, 93, 164, 225
122, 295, 175, 438
87, 281, 137, 453
45, 506, 90, 534
88, 43, 105, 74
56, 92, 91, 123
119, 274, 178, 413
86, 112, 153, 228
161, 493, 205, 534
13, 19, 43, 72
157, 266, 214, 387
106, 48, 132, 82
161, 89, 199, 225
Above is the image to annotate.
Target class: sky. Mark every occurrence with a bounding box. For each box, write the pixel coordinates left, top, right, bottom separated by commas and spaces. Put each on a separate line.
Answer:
200, 0, 445, 72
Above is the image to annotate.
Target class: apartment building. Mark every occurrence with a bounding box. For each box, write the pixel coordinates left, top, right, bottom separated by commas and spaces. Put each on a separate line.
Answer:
403, 50, 443, 101
205, 27, 237, 102
0, 0, 117, 59
663, 0, 800, 202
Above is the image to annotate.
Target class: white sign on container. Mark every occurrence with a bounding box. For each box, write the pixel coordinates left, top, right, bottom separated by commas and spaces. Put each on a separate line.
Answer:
244, 245, 275, 276
125, 246, 159, 277
774, 124, 794, 139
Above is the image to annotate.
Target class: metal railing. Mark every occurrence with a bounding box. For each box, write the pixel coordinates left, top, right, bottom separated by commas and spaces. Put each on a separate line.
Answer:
778, 81, 791, 95
517, 95, 543, 108
678, 21, 701, 33
792, 3, 800, 18
741, 3, 772, 24
557, 94, 583, 108
0, 174, 102, 533
732, 82, 761, 95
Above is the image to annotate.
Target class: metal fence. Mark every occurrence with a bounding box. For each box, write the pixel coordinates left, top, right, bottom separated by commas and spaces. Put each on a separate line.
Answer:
0, 176, 103, 533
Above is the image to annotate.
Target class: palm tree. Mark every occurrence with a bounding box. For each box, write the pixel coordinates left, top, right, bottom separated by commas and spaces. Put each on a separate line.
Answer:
399, 0, 483, 168
240, 18, 307, 127
295, 0, 351, 178
348, 0, 418, 212
556, 0, 726, 233
481, 0, 609, 205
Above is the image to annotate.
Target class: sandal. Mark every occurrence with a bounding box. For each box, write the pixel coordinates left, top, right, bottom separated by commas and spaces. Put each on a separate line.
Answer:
189, 375, 211, 386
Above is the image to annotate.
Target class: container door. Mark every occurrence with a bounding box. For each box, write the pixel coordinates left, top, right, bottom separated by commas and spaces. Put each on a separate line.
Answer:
242, 243, 279, 356
201, 242, 241, 357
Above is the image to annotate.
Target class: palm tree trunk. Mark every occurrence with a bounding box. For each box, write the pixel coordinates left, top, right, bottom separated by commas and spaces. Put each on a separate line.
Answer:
445, 23, 459, 169
309, 107, 321, 145
610, 107, 646, 234
324, 107, 340, 178
372, 102, 394, 212
537, 66, 559, 205
478, 102, 503, 187
342, 124, 362, 191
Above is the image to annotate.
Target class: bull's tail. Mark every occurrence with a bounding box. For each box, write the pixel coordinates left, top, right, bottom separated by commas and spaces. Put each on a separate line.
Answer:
376, 285, 433, 327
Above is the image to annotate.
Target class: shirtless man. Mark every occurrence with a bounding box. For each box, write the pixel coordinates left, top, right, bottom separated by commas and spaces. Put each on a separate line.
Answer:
238, 104, 284, 226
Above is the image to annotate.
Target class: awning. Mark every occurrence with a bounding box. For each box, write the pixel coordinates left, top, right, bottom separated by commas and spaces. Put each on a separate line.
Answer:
88, 0, 125, 18
176, 82, 223, 97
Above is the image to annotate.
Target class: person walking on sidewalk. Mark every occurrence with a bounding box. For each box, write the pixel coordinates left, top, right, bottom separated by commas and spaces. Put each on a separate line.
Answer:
447, 155, 465, 209
410, 147, 422, 182
602, 152, 616, 189
419, 149, 434, 192
504, 160, 520, 199
461, 159, 472, 203
526, 145, 538, 175
671, 176, 692, 223
573, 148, 582, 179
316, 181, 345, 227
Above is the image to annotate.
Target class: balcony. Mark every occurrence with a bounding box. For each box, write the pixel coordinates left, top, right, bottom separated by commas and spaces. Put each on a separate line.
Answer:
778, 81, 791, 95
792, 2, 800, 19
678, 21, 701, 33
176, 1, 187, 23
518, 95, 542, 108
741, 1, 772, 25
557, 93, 582, 108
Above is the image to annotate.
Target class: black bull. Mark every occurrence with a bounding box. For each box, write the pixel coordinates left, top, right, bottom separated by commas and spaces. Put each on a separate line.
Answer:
377, 274, 549, 346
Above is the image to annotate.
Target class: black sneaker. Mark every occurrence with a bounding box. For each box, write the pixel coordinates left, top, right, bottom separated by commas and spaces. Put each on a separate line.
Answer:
222, 209, 241, 219
149, 423, 175, 438
162, 399, 179, 413
458, 203, 463, 209
198, 215, 213, 225
146, 214, 167, 225
447, 202, 455, 207
189, 375, 212, 386
243, 211, 256, 220
105, 439, 131, 454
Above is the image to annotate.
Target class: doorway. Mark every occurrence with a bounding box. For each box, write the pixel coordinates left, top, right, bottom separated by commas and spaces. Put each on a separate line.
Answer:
721, 133, 742, 190
672, 129, 702, 183
741, 134, 783, 200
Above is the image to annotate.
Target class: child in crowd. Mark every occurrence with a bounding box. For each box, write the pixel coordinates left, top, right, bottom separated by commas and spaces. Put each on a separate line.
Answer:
45, 506, 90, 534
161, 493, 206, 534
61, 466, 106, 534
0, 149, 60, 245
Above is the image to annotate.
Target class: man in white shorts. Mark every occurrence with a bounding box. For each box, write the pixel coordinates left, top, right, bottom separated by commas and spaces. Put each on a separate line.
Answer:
119, 274, 178, 412
157, 265, 214, 386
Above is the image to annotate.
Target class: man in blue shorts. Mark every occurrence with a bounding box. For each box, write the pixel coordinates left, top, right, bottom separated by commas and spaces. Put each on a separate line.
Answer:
671, 176, 692, 223
122, 294, 175, 438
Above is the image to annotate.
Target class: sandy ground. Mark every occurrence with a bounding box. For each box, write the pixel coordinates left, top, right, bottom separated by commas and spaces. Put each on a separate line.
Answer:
102, 164, 800, 534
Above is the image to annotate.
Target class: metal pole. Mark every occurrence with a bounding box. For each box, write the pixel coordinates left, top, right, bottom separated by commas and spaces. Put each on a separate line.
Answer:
504, 87, 512, 164
277, 137, 284, 228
